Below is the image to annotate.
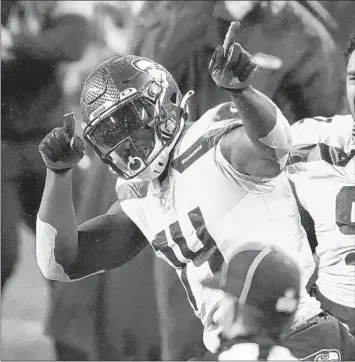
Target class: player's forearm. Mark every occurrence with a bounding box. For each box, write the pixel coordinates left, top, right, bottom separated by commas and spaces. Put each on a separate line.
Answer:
36, 169, 79, 280
228, 86, 292, 163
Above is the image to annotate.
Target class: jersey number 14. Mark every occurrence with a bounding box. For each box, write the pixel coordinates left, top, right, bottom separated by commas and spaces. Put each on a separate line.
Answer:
152, 207, 225, 311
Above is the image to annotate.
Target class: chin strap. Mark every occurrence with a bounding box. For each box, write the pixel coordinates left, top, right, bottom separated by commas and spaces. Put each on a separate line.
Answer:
136, 90, 195, 182
180, 90, 195, 121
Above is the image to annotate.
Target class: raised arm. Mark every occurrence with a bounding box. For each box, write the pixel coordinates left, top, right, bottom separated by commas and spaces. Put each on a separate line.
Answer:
210, 22, 292, 178
36, 114, 147, 282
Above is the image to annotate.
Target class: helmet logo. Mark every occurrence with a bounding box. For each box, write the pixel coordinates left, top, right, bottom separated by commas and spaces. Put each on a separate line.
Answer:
131, 58, 168, 87
132, 58, 162, 73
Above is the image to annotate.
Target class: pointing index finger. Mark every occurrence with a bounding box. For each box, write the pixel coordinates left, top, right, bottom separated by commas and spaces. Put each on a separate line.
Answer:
223, 21, 241, 56
62, 112, 76, 138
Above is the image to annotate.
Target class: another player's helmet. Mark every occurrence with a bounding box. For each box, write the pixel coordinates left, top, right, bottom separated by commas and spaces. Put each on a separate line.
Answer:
80, 55, 186, 180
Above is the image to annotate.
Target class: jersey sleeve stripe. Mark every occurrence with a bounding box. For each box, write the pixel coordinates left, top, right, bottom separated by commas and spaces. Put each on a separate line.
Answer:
287, 142, 354, 167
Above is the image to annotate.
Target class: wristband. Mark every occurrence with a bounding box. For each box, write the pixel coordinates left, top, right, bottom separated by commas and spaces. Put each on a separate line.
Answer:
36, 216, 71, 282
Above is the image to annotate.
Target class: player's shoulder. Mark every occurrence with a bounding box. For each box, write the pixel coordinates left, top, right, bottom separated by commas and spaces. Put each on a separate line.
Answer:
288, 114, 353, 168
294, 114, 352, 127
115, 179, 150, 203
204, 101, 245, 124
291, 114, 353, 145
208, 101, 243, 124
178, 102, 242, 148
171, 102, 242, 172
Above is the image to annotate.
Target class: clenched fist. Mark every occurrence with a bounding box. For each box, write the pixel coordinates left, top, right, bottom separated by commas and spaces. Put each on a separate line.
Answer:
209, 21, 257, 92
39, 112, 85, 173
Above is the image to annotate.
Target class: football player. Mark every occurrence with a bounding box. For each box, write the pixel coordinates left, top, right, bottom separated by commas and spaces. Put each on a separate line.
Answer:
287, 33, 355, 336
36, 22, 354, 359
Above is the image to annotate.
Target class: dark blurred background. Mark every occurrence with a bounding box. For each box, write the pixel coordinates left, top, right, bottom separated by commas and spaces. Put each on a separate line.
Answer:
1, 1, 354, 360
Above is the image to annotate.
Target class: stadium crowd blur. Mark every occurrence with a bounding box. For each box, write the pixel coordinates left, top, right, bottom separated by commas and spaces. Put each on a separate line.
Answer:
1, 0, 354, 360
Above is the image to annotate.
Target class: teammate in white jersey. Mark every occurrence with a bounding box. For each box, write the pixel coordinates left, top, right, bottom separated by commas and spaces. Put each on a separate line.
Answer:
287, 34, 355, 336
36, 22, 354, 359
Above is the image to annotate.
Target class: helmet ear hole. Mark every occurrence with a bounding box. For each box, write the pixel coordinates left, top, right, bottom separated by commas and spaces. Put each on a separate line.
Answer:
170, 92, 177, 104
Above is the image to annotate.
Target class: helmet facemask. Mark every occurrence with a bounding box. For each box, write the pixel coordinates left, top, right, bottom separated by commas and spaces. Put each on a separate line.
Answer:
82, 79, 182, 180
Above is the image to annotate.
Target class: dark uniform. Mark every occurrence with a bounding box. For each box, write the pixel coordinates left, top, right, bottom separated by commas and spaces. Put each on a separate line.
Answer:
284, 312, 355, 360
1, 0, 89, 290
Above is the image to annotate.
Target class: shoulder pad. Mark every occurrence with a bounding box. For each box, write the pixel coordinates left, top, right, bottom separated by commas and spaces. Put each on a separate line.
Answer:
213, 102, 243, 124
117, 180, 149, 203
172, 121, 241, 173
289, 114, 353, 167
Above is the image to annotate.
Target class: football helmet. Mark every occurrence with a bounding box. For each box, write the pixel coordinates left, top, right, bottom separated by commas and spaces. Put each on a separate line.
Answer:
80, 55, 192, 180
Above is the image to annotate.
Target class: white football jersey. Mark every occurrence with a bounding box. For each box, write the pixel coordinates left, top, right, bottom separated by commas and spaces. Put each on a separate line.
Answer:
287, 115, 355, 308
117, 102, 321, 352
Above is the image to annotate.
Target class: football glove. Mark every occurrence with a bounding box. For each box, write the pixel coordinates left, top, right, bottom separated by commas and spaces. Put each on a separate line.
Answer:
209, 21, 257, 92
39, 112, 85, 173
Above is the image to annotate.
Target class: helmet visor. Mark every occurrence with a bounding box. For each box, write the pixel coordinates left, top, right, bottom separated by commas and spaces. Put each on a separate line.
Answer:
84, 88, 180, 179
86, 98, 155, 154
